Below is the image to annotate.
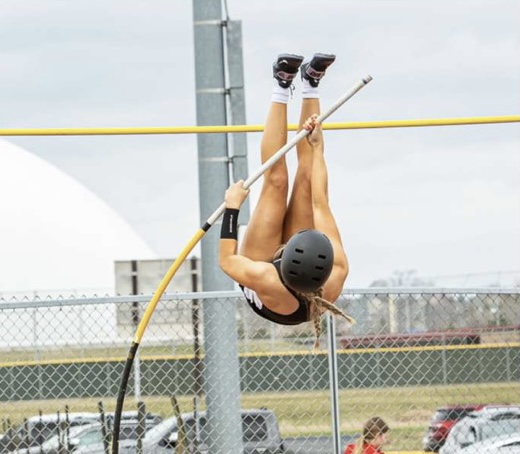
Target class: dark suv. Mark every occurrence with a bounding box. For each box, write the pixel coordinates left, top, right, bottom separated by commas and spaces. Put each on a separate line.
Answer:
422, 405, 484, 452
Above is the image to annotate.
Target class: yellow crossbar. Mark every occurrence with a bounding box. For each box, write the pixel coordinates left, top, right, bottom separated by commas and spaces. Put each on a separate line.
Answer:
0, 115, 518, 136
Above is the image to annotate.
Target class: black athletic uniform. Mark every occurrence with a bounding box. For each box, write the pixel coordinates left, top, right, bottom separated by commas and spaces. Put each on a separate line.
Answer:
239, 259, 309, 325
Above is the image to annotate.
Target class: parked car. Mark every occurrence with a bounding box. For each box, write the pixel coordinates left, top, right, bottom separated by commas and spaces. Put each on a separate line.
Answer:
439, 405, 520, 454
455, 433, 520, 454
0, 411, 161, 453
20, 417, 160, 454
128, 408, 286, 454
0, 413, 100, 452
423, 405, 485, 452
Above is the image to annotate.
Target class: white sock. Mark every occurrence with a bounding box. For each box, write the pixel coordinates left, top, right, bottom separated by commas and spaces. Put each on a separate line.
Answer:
302, 77, 319, 99
271, 82, 290, 104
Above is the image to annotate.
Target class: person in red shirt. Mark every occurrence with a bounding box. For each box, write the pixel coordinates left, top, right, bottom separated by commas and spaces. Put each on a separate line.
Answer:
344, 416, 390, 454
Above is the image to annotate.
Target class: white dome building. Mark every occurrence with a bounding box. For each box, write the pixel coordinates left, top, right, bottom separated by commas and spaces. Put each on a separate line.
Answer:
0, 139, 156, 298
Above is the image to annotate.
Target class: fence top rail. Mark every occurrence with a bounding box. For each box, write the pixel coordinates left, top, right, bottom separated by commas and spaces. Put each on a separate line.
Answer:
0, 287, 518, 310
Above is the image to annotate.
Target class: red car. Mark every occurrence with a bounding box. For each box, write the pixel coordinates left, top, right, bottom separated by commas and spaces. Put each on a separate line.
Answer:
422, 405, 485, 452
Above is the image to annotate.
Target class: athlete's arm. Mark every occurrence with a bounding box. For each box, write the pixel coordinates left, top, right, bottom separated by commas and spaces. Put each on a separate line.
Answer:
218, 180, 273, 289
220, 238, 274, 289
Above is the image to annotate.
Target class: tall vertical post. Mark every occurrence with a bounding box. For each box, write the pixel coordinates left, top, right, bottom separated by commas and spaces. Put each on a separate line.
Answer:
192, 1, 243, 453
327, 313, 341, 454
131, 260, 141, 401
190, 256, 203, 399
226, 20, 250, 223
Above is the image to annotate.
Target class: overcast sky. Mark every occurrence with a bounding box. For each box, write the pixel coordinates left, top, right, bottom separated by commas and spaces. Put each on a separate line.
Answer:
1, 0, 519, 293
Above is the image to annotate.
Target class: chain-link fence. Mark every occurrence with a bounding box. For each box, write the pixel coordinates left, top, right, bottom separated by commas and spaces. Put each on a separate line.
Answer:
0, 289, 519, 453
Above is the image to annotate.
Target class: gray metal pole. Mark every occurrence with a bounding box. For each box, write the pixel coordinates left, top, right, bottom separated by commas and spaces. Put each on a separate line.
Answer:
192, 1, 243, 453
131, 260, 141, 402
226, 20, 250, 223
327, 313, 342, 454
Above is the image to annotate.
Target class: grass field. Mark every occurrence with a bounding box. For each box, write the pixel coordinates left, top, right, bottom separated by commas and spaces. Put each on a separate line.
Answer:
1, 382, 518, 451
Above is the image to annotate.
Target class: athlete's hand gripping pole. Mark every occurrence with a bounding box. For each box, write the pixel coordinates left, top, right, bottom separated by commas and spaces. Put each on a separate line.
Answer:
111, 75, 372, 454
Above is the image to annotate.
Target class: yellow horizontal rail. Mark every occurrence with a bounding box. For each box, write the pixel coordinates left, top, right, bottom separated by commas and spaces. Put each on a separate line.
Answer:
0, 115, 518, 136
1, 342, 517, 368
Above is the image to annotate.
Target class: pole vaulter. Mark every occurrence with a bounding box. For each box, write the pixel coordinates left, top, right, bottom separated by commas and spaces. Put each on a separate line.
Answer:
111, 75, 373, 453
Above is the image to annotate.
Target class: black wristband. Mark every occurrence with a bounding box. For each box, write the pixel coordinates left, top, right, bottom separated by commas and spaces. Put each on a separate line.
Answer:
220, 208, 239, 240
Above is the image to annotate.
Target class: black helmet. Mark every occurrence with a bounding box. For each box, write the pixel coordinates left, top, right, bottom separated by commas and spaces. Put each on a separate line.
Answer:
280, 229, 334, 293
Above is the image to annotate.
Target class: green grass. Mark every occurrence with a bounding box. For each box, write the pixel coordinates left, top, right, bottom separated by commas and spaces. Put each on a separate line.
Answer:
1, 382, 518, 451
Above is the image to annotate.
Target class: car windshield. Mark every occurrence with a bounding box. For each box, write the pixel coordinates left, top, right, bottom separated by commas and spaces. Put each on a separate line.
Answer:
242, 414, 268, 442
39, 422, 146, 450
480, 419, 520, 441
39, 425, 97, 450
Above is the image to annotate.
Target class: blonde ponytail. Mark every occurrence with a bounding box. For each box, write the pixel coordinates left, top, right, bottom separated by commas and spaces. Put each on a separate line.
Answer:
271, 246, 355, 349
297, 288, 356, 349
352, 437, 364, 454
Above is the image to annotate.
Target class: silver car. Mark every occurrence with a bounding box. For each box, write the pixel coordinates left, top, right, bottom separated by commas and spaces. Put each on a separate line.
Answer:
0, 411, 161, 453
20, 419, 158, 454
455, 433, 520, 453
440, 406, 520, 454
132, 408, 285, 454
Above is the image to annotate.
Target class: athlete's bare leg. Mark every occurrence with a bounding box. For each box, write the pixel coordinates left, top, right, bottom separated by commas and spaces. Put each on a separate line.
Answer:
239, 101, 289, 261
282, 97, 320, 241
283, 53, 336, 242
240, 54, 303, 261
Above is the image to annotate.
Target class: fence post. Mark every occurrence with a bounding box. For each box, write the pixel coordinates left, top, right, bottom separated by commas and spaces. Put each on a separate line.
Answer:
327, 313, 341, 454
